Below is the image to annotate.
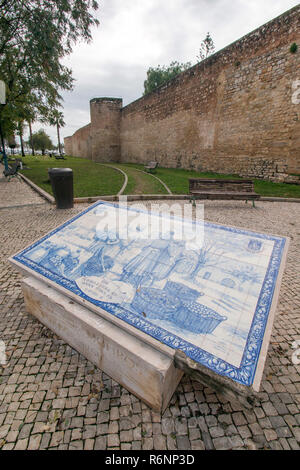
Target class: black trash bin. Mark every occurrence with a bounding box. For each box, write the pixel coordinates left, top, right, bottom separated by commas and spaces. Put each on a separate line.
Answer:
48, 168, 73, 209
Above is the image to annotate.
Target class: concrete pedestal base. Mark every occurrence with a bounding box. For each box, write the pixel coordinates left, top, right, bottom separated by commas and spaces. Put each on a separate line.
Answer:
22, 276, 183, 413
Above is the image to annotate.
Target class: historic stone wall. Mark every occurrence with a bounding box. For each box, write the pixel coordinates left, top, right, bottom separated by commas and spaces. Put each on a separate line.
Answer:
64, 99, 122, 162
90, 98, 122, 162
64, 123, 91, 159
64, 5, 300, 179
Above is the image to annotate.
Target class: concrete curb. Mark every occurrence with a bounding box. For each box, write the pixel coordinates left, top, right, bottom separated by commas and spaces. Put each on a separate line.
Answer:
19, 173, 55, 204
99, 164, 128, 196
74, 194, 300, 204
134, 168, 173, 194
99, 164, 173, 196
73, 194, 192, 203
260, 196, 300, 203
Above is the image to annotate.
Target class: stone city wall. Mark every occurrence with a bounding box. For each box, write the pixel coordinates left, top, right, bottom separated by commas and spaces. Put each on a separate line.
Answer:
64, 5, 300, 180
64, 123, 91, 160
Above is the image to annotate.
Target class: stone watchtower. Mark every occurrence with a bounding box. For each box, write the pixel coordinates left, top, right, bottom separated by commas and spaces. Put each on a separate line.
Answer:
90, 97, 123, 162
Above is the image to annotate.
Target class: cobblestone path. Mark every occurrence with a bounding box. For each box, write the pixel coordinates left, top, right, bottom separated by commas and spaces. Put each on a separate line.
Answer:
0, 192, 299, 450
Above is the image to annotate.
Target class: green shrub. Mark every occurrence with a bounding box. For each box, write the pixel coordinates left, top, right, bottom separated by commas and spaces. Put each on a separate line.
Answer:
290, 42, 298, 54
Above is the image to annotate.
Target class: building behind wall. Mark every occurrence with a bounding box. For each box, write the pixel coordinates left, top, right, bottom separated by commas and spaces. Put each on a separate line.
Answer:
64, 5, 300, 181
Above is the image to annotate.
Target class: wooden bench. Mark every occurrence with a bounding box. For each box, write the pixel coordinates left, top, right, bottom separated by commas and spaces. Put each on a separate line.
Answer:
144, 161, 158, 173
189, 178, 260, 207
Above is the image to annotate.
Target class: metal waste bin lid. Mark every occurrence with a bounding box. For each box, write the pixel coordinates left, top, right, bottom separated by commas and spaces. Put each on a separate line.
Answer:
48, 167, 72, 174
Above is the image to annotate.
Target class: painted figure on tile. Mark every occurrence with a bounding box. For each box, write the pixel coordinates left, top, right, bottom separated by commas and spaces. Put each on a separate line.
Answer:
68, 229, 119, 280
61, 249, 81, 277
121, 232, 185, 287
38, 244, 78, 278
173, 249, 198, 277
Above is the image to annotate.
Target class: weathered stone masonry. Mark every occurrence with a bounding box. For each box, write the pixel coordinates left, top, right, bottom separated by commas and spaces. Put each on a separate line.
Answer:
64, 6, 300, 180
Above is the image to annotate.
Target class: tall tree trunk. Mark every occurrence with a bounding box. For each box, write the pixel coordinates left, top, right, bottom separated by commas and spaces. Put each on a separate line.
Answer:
28, 120, 35, 156
0, 119, 8, 171
57, 121, 61, 155
19, 122, 25, 157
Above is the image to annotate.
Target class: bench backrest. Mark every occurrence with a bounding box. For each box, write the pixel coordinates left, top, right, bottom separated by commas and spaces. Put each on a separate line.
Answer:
3, 162, 19, 177
146, 161, 158, 168
189, 179, 254, 193
10, 162, 20, 173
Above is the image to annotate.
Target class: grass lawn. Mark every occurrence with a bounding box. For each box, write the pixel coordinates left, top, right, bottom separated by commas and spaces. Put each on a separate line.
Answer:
15, 155, 300, 199
19, 155, 124, 197
120, 163, 300, 199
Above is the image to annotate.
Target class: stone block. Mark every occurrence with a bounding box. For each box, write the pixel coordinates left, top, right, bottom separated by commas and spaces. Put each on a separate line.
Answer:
21, 276, 183, 413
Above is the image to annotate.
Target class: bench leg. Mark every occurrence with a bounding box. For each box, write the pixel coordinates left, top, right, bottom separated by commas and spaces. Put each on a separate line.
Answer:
252, 200, 256, 208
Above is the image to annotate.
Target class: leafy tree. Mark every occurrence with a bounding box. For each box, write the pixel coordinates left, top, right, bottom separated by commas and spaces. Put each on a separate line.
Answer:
143, 32, 215, 94
0, 1, 99, 156
143, 61, 192, 95
0, 1, 99, 55
30, 129, 54, 155
197, 32, 215, 62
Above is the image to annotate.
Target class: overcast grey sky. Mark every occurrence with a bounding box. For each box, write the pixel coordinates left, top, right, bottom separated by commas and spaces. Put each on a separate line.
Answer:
28, 0, 299, 147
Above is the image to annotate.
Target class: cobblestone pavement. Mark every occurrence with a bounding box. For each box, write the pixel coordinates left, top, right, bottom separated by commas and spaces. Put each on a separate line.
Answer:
0, 169, 46, 209
0, 190, 299, 450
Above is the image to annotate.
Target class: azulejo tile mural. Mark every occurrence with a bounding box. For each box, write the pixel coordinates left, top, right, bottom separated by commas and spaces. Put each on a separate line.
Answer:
12, 202, 288, 388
